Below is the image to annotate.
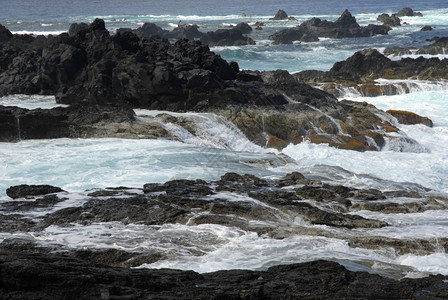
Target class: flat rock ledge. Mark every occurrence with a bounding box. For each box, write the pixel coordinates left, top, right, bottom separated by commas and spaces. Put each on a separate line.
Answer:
1, 253, 447, 300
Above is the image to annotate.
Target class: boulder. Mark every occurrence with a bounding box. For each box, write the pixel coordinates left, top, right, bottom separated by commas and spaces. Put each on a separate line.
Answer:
233, 22, 253, 34
387, 110, 433, 127
68, 22, 88, 36
134, 22, 168, 37
420, 25, 433, 31
6, 185, 64, 199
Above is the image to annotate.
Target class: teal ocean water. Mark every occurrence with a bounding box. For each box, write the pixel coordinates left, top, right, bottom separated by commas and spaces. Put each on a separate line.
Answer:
1, 0, 448, 278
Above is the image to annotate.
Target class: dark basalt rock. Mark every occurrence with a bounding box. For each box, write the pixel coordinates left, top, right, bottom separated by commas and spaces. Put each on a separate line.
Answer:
377, 13, 401, 26
270, 9, 391, 44
417, 37, 448, 55
270, 9, 289, 20
6, 185, 64, 199
396, 7, 423, 17
200, 28, 255, 46
3, 254, 447, 300
233, 22, 253, 34
0, 104, 138, 142
297, 48, 448, 83
383, 47, 416, 56
68, 22, 88, 37
420, 25, 433, 31
163, 24, 204, 40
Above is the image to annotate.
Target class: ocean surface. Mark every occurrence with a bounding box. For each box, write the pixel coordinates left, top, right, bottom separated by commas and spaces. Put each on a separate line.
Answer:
1, 0, 448, 279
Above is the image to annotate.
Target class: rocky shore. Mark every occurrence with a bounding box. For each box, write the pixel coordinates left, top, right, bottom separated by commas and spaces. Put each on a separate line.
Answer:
0, 19, 437, 151
1, 7, 448, 299
1, 173, 448, 298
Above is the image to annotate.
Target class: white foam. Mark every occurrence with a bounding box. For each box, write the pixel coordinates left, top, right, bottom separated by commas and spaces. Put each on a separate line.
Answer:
0, 94, 67, 109
135, 109, 266, 152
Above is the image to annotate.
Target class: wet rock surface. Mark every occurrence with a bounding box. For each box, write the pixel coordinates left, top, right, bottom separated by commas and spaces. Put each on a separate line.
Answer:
2, 254, 447, 300
1, 172, 448, 298
0, 20, 431, 151
1, 172, 447, 259
296, 48, 448, 98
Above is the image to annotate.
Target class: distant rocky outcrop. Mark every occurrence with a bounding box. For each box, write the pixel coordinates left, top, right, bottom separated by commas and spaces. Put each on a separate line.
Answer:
420, 25, 433, 31
296, 48, 448, 97
396, 7, 423, 17
270, 9, 290, 20
376, 7, 422, 27
200, 28, 256, 46
270, 10, 391, 44
377, 13, 401, 27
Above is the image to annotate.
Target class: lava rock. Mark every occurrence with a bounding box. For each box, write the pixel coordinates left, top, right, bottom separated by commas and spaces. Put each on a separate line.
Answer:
6, 184, 64, 199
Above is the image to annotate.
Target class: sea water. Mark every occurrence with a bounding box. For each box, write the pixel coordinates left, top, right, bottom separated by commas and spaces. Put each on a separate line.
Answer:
1, 0, 448, 278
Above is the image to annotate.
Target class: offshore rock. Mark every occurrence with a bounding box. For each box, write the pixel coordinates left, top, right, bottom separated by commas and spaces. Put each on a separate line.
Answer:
270, 9, 289, 20
200, 28, 256, 46
6, 185, 64, 199
270, 10, 391, 44
377, 13, 401, 27
396, 7, 423, 17
296, 49, 448, 95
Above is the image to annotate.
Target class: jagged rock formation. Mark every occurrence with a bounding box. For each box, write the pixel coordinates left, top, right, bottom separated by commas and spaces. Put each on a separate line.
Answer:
296, 49, 448, 98
270, 10, 391, 44
0, 20, 423, 151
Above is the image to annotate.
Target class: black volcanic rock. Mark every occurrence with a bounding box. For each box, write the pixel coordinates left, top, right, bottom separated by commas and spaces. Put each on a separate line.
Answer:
68, 22, 88, 37
377, 13, 401, 26
298, 48, 448, 83
200, 28, 255, 46
270, 9, 289, 20
6, 185, 64, 199
270, 10, 391, 44
396, 7, 423, 17
3, 253, 447, 300
233, 22, 253, 34
0, 104, 137, 142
